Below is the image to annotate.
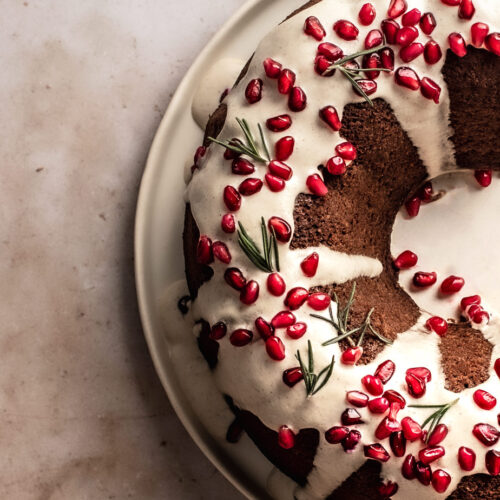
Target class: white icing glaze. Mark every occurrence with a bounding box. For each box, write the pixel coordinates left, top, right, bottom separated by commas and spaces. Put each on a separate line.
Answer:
175, 1, 500, 498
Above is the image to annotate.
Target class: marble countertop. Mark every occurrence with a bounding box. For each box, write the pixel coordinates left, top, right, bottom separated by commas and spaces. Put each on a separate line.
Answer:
2, 1, 245, 498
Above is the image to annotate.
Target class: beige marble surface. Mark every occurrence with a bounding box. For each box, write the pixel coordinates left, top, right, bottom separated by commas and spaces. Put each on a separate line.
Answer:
1, 1, 246, 498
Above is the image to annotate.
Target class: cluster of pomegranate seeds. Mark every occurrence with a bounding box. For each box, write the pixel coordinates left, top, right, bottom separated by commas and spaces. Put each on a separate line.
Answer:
282, 367, 303, 387
460, 294, 490, 325
473, 389, 497, 410
413, 271, 437, 288
472, 423, 499, 446
196, 235, 214, 265
364, 443, 390, 462
475, 169, 492, 187
304, 16, 326, 41
425, 316, 448, 337
230, 328, 253, 347
301, 252, 319, 277
326, 426, 362, 452
245, 79, 263, 104
359, 3, 376, 26
278, 425, 295, 449
394, 250, 418, 269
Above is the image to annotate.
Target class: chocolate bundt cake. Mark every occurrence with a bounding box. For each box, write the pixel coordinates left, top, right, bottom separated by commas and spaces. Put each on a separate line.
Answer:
180, 0, 500, 498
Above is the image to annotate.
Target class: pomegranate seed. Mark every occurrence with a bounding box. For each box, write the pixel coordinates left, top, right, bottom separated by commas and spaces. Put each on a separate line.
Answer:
471, 22, 489, 47
333, 20, 359, 40
402, 454, 417, 479
353, 79, 377, 97
221, 213, 236, 233
441, 275, 465, 294
401, 417, 422, 441
364, 29, 383, 49
326, 156, 347, 175
387, 0, 407, 18
395, 66, 420, 91
224, 139, 241, 160
432, 469, 451, 493
232, 158, 255, 175
474, 169, 492, 187
284, 287, 308, 311
380, 47, 395, 70
473, 423, 500, 446
289, 86, 307, 112
346, 391, 369, 408
283, 367, 303, 387
419, 446, 445, 464
304, 16, 326, 41
421, 77, 441, 104
272, 310, 296, 329
224, 268, 246, 290
406, 373, 426, 398
315, 55, 333, 76
402, 8, 421, 26
363, 53, 382, 79
239, 178, 263, 196
335, 142, 357, 161
420, 12, 436, 35
319, 105, 342, 131
359, 3, 376, 25
413, 271, 437, 287
495, 358, 500, 378
390, 431, 407, 457
400, 43, 424, 62
255, 317, 274, 340
341, 408, 363, 425
381, 19, 400, 44
485, 33, 500, 55
266, 114, 292, 132
362, 375, 384, 396
318, 42, 344, 61
265, 173, 285, 192
427, 424, 449, 446
375, 417, 402, 440
226, 418, 243, 443
441, 0, 461, 4
384, 390, 406, 409
275, 136, 294, 162
245, 79, 262, 104
212, 241, 232, 264
341, 346, 363, 365
193, 145, 206, 166
461, 294, 481, 310
301, 252, 319, 277
426, 316, 448, 336
210, 322, 227, 340
342, 429, 362, 451
306, 174, 328, 196
266, 274, 285, 297
268, 161, 292, 181
278, 425, 295, 449
263, 58, 282, 78
474, 390, 497, 410
417, 179, 434, 200
364, 443, 390, 462
458, 0, 475, 20
394, 250, 418, 269
396, 26, 418, 47
223, 185, 241, 211
415, 461, 432, 485
240, 280, 259, 305
473, 310, 490, 325
230, 328, 253, 346
407, 367, 432, 382
368, 397, 390, 414
449, 33, 467, 57
405, 195, 421, 216
378, 481, 398, 498
278, 69, 295, 95
325, 426, 350, 444
458, 446, 476, 471
307, 292, 331, 311
287, 322, 307, 340
486, 450, 500, 476
374, 360, 396, 385
197, 235, 213, 264
268, 216, 292, 242
266, 336, 286, 361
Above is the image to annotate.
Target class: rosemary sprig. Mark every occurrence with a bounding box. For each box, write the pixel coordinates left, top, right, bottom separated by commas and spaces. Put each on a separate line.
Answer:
295, 340, 335, 397
237, 217, 279, 273
408, 398, 460, 443
208, 118, 271, 163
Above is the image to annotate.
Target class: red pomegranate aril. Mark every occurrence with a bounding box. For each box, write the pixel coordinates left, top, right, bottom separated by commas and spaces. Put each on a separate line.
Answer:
364, 443, 390, 462
232, 157, 255, 175
265, 173, 286, 192
471, 23, 489, 47
315, 55, 334, 76
396, 26, 419, 47
289, 86, 307, 112
473, 423, 500, 446
458, 446, 476, 471
419, 446, 445, 465
359, 3, 376, 25
475, 169, 492, 187
368, 397, 390, 414
213, 241, 232, 264
301, 252, 319, 277
239, 178, 263, 196
388, 0, 407, 19
432, 469, 451, 493
364, 29, 383, 49
224, 139, 241, 160
263, 58, 282, 79
346, 391, 369, 408
333, 20, 359, 40
266, 336, 286, 361
266, 114, 292, 132
378, 481, 399, 498
395, 66, 420, 91
400, 43, 424, 62
278, 69, 296, 95
255, 317, 274, 340
268, 160, 292, 181
402, 8, 421, 26
402, 454, 417, 479
426, 316, 448, 336
318, 42, 344, 61
225, 268, 246, 290
267, 273, 286, 296
230, 328, 253, 347
353, 79, 377, 97
384, 390, 406, 409
287, 322, 307, 339
405, 195, 421, 216
362, 375, 384, 396
374, 360, 396, 385
474, 389, 497, 410
473, 310, 490, 325
278, 425, 295, 449
285, 287, 309, 311
307, 293, 331, 311
197, 235, 213, 265
441, 0, 461, 4
390, 431, 407, 457
245, 79, 263, 104
272, 310, 296, 329
375, 417, 402, 440
210, 322, 227, 340
335, 142, 357, 161
381, 19, 400, 44
268, 216, 292, 242
485, 33, 500, 55
420, 12, 436, 35
306, 174, 329, 196
486, 450, 500, 476
380, 47, 395, 71
449, 33, 467, 57
224, 185, 242, 211
415, 461, 432, 486
417, 181, 433, 201
283, 367, 303, 387
326, 156, 347, 175
240, 280, 259, 305
341, 407, 363, 425
342, 429, 362, 451
458, 0, 475, 20
221, 213, 236, 233
394, 250, 418, 269
275, 136, 294, 162
428, 424, 449, 446
363, 53, 382, 79
304, 16, 326, 41
341, 346, 363, 365
461, 294, 481, 310
406, 373, 426, 398
320, 105, 342, 131
407, 367, 432, 382
402, 417, 422, 441
421, 77, 441, 104
413, 271, 437, 287
441, 275, 465, 294
325, 426, 350, 444
495, 358, 500, 378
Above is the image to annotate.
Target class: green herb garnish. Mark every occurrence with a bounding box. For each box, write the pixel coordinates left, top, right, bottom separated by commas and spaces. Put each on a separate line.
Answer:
295, 340, 335, 397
